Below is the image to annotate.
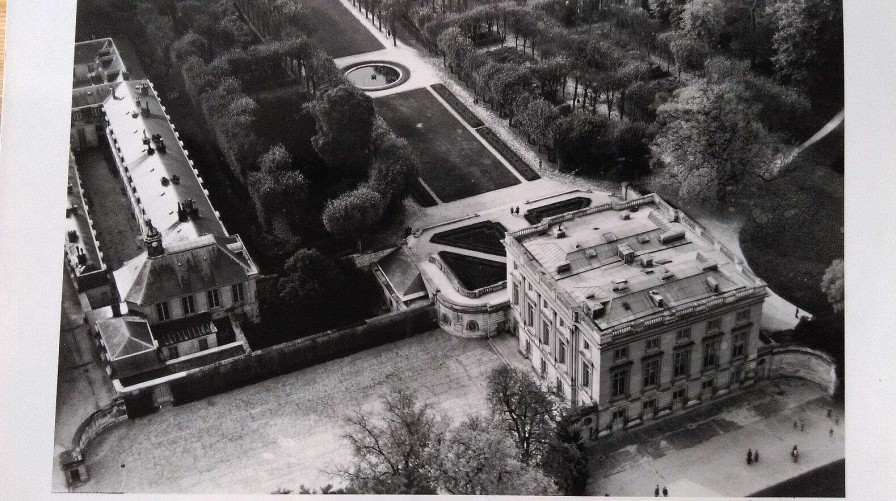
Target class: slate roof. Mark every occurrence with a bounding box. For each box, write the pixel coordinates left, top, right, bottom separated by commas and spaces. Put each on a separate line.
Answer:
96, 316, 156, 360
378, 247, 427, 300
114, 234, 254, 306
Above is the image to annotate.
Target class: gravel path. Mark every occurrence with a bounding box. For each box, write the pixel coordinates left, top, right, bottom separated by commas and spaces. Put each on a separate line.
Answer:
76, 329, 504, 494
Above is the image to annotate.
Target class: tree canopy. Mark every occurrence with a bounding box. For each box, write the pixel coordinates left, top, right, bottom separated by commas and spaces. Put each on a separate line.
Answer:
308, 84, 376, 180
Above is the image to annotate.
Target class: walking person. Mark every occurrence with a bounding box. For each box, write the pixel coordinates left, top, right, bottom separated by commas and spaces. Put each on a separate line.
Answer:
791, 445, 799, 463
663, 486, 668, 497
655, 485, 660, 497
754, 450, 759, 463
747, 449, 753, 465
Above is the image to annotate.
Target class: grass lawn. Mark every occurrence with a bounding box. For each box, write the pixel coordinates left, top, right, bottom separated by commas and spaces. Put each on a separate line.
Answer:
296, 0, 384, 58
740, 123, 844, 317
430, 221, 507, 256
374, 88, 520, 202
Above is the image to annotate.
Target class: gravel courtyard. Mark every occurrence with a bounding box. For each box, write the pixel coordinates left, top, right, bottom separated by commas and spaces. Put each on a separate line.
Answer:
76, 329, 505, 494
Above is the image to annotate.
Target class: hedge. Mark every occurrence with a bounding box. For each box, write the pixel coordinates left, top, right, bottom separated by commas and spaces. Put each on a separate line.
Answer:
476, 127, 541, 181
431, 83, 484, 129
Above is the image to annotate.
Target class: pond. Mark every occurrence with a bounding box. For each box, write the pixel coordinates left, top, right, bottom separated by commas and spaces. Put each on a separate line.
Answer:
345, 63, 404, 91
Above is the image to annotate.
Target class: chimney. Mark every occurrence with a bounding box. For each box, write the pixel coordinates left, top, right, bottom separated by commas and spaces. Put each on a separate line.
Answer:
648, 290, 665, 308
67, 230, 79, 243
110, 296, 121, 317
76, 247, 88, 267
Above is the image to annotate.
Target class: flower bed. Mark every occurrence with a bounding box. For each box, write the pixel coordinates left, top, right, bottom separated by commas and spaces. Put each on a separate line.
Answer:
431, 83, 484, 128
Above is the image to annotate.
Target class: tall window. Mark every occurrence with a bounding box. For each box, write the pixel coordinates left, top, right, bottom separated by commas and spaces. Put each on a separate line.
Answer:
557, 341, 567, 364
702, 338, 721, 369
207, 289, 221, 309
642, 358, 660, 388
512, 282, 520, 306
676, 327, 691, 341
673, 348, 691, 378
198, 337, 209, 351
231, 283, 245, 303
735, 309, 751, 324
672, 388, 686, 402
181, 295, 196, 315
611, 369, 629, 398
155, 301, 170, 321
526, 301, 535, 326
581, 362, 592, 388
168, 345, 179, 359
645, 336, 660, 351
540, 358, 547, 378
707, 318, 722, 332
542, 320, 551, 345
583, 339, 590, 350
555, 377, 564, 397
732, 331, 747, 358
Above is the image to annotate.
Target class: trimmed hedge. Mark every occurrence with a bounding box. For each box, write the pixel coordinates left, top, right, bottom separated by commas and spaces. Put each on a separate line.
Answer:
476, 127, 541, 181
431, 83, 484, 128
410, 178, 438, 207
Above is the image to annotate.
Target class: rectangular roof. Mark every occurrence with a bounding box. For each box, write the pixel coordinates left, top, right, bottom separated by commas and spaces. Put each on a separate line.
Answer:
512, 196, 765, 330
102, 80, 227, 245
65, 153, 104, 276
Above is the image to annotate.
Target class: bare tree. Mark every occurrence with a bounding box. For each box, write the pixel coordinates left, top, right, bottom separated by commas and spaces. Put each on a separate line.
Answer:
486, 365, 559, 464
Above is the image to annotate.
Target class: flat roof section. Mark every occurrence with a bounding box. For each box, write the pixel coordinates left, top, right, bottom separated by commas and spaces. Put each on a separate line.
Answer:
512, 196, 765, 329
103, 80, 227, 244
65, 154, 104, 276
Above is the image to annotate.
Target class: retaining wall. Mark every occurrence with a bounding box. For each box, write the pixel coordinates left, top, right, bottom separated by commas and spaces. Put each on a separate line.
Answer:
761, 344, 838, 396
168, 303, 437, 404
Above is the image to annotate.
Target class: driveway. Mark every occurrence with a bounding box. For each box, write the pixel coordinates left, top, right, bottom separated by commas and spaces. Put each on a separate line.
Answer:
75, 329, 505, 494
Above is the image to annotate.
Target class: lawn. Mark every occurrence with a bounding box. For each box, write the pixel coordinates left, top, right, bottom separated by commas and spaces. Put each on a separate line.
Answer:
438, 251, 507, 291
431, 221, 508, 256
374, 87, 520, 203
296, 0, 384, 58
740, 123, 844, 318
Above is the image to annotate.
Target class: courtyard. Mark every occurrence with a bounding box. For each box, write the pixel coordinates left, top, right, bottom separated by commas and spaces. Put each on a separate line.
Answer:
75, 329, 506, 494
586, 378, 845, 497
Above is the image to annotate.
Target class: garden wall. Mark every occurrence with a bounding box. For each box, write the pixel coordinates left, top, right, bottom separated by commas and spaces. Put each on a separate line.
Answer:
760, 344, 838, 396
169, 303, 437, 404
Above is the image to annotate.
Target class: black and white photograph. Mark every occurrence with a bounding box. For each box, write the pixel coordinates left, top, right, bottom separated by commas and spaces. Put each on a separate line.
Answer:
0, 0, 892, 499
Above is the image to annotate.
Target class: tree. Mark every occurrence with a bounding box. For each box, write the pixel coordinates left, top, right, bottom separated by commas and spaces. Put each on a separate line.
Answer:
681, 0, 726, 47
540, 417, 590, 496
768, 0, 843, 89
257, 143, 293, 172
369, 123, 420, 206
341, 388, 446, 494
438, 416, 558, 495
669, 34, 709, 80
171, 32, 210, 64
517, 98, 558, 149
820, 258, 844, 313
550, 112, 615, 173
276, 248, 347, 311
309, 84, 376, 181
437, 26, 473, 74
321, 186, 386, 241
486, 365, 558, 465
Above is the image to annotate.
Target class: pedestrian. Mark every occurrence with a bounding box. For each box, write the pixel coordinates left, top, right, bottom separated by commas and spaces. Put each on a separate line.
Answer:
510, 206, 514, 216
663, 486, 668, 497
791, 445, 799, 463
795, 307, 799, 318
793, 420, 798, 429
515, 207, 520, 215
655, 485, 660, 497
827, 408, 833, 418
754, 450, 759, 463
747, 448, 753, 465
539, 159, 543, 168
800, 420, 805, 432
830, 428, 834, 437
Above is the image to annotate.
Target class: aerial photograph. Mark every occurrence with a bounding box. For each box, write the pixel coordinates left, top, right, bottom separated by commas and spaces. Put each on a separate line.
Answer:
54, 0, 845, 496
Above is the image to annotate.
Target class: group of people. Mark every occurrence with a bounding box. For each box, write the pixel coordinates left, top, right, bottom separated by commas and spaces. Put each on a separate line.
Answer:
746, 448, 761, 464
654, 485, 668, 497
509, 206, 521, 216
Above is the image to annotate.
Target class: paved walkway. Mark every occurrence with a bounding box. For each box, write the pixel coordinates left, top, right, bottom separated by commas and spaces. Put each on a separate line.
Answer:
75, 329, 504, 494
587, 378, 844, 497
54, 269, 117, 491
